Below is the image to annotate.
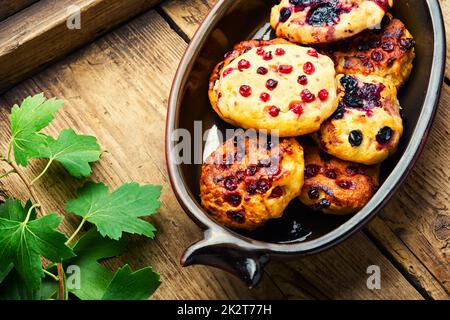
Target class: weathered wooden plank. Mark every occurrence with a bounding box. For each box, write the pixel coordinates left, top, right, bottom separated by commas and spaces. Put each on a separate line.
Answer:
0, 6, 424, 299
367, 86, 450, 297
160, 0, 449, 299
0, 0, 38, 21
266, 232, 425, 300
0, 0, 163, 94
160, 0, 216, 39
0, 10, 287, 300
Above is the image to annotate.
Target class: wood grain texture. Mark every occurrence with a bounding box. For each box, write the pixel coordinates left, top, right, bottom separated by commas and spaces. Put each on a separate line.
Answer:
0, 10, 284, 300
0, 0, 38, 21
160, 0, 450, 299
0, 0, 163, 94
0, 7, 424, 299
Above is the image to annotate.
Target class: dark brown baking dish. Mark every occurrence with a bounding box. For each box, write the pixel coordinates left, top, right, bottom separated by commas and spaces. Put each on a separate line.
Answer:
166, 0, 446, 287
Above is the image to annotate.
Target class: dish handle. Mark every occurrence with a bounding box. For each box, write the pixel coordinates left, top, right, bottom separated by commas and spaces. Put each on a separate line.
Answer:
181, 230, 270, 288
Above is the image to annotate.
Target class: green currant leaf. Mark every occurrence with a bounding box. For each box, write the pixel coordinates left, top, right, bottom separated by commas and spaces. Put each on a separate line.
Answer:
65, 228, 128, 300
9, 93, 63, 166
0, 267, 58, 300
101, 265, 160, 300
65, 182, 161, 240
0, 200, 74, 289
32, 129, 101, 183
65, 229, 159, 300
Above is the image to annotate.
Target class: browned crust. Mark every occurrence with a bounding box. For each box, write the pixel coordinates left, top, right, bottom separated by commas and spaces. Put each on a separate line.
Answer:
299, 141, 379, 215
322, 14, 415, 88
200, 133, 303, 230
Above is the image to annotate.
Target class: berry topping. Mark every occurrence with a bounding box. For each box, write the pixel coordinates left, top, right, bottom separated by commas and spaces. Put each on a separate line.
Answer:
306, 3, 339, 26
260, 92, 271, 102
337, 180, 353, 189
303, 62, 315, 75
307, 49, 319, 58
341, 75, 385, 110
343, 94, 364, 108
308, 187, 320, 200
256, 47, 265, 56
239, 85, 252, 97
371, 50, 384, 62
386, 57, 396, 66
301, 89, 316, 103
381, 41, 394, 52
279, 65, 293, 74
224, 51, 234, 59
257, 66, 268, 75
238, 59, 251, 71
223, 68, 234, 77
270, 186, 284, 198
332, 103, 345, 119
224, 177, 238, 191
318, 89, 329, 101
305, 164, 320, 178
226, 194, 242, 206
256, 179, 271, 194
279, 7, 292, 23
371, 0, 391, 12
246, 165, 258, 176
227, 211, 245, 223
340, 75, 358, 91
348, 130, 363, 147
266, 79, 279, 90
275, 48, 286, 56
268, 106, 280, 117
289, 102, 303, 115
325, 169, 338, 179
297, 75, 308, 85
399, 38, 415, 51
345, 166, 364, 176
264, 51, 273, 61
318, 198, 331, 209
246, 182, 257, 195
376, 126, 393, 144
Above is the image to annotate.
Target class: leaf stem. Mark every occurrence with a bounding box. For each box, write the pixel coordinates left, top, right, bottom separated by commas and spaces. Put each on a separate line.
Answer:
9, 161, 40, 206
43, 269, 59, 281
0, 168, 15, 180
65, 217, 87, 246
30, 158, 54, 185
57, 263, 65, 300
6, 141, 12, 164
23, 204, 40, 224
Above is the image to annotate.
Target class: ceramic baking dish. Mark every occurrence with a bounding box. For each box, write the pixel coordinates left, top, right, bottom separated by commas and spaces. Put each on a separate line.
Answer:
166, 0, 446, 287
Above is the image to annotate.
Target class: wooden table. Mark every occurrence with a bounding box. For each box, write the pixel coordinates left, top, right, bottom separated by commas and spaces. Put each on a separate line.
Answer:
0, 0, 448, 300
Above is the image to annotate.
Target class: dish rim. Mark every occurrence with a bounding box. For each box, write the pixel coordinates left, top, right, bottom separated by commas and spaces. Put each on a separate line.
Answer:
166, 0, 446, 256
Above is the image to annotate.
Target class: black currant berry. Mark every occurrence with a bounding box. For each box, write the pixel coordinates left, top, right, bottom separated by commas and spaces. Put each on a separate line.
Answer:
376, 126, 393, 144
279, 8, 292, 22
348, 130, 363, 147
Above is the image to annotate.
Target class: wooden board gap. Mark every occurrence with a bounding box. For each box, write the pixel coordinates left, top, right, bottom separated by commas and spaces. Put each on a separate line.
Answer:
156, 6, 191, 43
